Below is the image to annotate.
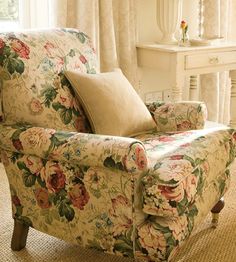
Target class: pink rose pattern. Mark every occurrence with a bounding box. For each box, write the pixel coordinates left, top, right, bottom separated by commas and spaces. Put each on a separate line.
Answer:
138, 222, 167, 259
29, 98, 43, 114
44, 41, 56, 57
0, 29, 97, 132
42, 163, 66, 193
135, 146, 148, 170
10, 38, 30, 59
147, 101, 207, 131
34, 188, 51, 209
0, 29, 235, 261
1, 124, 235, 261
138, 128, 236, 218
109, 195, 133, 236
79, 54, 87, 64
2, 125, 236, 261
24, 156, 43, 175
68, 184, 90, 210
47, 169, 65, 192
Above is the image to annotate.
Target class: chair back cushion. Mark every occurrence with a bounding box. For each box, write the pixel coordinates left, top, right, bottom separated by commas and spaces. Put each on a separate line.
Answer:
0, 28, 98, 132
65, 69, 156, 136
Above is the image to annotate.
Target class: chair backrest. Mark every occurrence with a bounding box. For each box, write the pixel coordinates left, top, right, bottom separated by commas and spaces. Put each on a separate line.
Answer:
0, 28, 98, 132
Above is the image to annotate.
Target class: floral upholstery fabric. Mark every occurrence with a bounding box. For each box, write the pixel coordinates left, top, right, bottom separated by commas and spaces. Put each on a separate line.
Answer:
0, 124, 148, 173
0, 28, 97, 131
134, 128, 236, 217
0, 124, 235, 261
135, 168, 231, 261
0, 28, 235, 262
147, 101, 207, 132
2, 150, 136, 256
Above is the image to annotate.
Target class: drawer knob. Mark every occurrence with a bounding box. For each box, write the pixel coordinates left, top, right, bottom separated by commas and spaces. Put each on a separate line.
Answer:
209, 57, 219, 64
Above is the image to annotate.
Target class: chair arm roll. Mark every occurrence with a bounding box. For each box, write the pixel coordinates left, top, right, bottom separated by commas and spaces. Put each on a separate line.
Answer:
0, 124, 148, 173
147, 101, 207, 132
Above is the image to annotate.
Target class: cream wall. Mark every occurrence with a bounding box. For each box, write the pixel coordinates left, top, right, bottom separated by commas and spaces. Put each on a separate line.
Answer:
136, 0, 199, 100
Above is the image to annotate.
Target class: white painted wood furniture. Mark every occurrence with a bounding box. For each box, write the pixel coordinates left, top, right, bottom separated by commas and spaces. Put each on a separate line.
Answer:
137, 43, 236, 128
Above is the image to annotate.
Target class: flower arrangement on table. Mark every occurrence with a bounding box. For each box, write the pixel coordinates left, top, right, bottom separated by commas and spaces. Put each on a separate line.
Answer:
179, 20, 190, 46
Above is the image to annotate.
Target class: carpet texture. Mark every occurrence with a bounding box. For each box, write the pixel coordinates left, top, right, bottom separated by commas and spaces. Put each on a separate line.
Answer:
1, 162, 236, 262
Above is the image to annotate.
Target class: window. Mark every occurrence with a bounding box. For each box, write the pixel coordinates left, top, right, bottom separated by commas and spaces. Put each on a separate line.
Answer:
0, 0, 20, 32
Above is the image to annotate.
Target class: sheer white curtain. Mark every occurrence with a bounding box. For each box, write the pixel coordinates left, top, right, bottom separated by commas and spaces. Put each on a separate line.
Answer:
229, 0, 236, 41
51, 0, 138, 87
20, 0, 50, 28
200, 0, 236, 124
20, 0, 138, 88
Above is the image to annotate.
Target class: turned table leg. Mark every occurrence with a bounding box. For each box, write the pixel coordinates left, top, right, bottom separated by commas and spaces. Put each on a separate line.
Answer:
169, 54, 185, 102
211, 198, 225, 228
189, 75, 199, 101
11, 219, 29, 251
229, 70, 236, 128
170, 75, 185, 102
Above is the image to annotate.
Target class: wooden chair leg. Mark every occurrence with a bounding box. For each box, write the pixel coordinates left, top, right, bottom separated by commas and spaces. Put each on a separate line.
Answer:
11, 219, 29, 251
211, 198, 225, 228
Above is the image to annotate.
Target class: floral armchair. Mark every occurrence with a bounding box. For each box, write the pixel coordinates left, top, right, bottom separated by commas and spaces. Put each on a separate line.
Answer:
0, 28, 235, 262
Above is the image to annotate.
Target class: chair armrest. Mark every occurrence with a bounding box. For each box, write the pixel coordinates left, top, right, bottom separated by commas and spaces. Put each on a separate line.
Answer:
147, 101, 207, 132
0, 124, 148, 173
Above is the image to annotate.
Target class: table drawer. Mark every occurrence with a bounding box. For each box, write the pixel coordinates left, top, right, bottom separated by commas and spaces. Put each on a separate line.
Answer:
185, 51, 236, 69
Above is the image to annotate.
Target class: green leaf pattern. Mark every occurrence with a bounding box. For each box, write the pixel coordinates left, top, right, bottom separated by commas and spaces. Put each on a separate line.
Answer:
0, 28, 97, 131
147, 101, 207, 132
1, 123, 235, 261
136, 128, 236, 218
0, 29, 235, 261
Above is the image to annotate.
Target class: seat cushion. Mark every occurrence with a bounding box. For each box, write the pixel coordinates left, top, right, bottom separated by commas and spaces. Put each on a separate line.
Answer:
0, 28, 97, 132
65, 69, 156, 136
134, 127, 236, 217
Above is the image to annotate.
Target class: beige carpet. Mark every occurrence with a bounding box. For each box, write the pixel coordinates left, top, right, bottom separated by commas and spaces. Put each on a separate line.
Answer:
1, 163, 236, 262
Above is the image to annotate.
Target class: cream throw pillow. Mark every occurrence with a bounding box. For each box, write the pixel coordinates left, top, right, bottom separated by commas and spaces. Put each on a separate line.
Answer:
64, 70, 156, 136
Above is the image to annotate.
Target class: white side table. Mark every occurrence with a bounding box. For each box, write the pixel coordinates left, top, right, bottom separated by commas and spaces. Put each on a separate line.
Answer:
136, 43, 236, 128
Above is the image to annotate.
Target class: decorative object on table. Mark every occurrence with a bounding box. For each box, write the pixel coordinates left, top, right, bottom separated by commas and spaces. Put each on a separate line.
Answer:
190, 36, 224, 46
178, 20, 190, 47
156, 0, 183, 44
136, 42, 236, 124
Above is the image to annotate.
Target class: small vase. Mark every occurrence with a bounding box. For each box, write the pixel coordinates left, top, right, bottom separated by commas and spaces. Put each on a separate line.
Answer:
178, 30, 190, 47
